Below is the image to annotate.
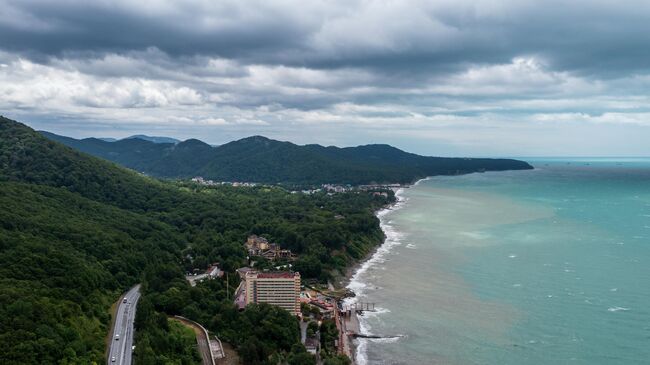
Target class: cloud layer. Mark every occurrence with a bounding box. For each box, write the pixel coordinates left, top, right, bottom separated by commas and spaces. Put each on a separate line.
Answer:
1, 0, 649, 155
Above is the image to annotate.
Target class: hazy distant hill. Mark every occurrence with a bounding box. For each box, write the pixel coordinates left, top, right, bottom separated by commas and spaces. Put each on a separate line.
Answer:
40, 131, 533, 184
98, 137, 117, 142
124, 134, 180, 144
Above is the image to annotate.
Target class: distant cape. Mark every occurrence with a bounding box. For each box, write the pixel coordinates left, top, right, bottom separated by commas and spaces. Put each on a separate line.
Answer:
40, 131, 533, 185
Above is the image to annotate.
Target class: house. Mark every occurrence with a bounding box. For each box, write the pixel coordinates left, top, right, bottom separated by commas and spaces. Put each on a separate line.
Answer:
245, 235, 270, 256
245, 235, 295, 261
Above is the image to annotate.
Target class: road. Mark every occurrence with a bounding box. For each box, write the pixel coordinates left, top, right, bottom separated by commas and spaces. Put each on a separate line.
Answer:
173, 316, 216, 365
300, 320, 307, 343
107, 285, 141, 365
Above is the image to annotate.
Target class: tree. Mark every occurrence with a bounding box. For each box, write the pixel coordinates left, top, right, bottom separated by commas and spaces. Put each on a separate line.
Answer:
323, 354, 352, 365
288, 352, 316, 365
293, 255, 322, 279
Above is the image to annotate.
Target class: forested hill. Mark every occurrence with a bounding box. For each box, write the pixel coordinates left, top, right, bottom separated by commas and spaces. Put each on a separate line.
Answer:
0, 116, 390, 364
41, 131, 533, 184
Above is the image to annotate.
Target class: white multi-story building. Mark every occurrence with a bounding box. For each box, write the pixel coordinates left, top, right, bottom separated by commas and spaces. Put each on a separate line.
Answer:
244, 271, 301, 315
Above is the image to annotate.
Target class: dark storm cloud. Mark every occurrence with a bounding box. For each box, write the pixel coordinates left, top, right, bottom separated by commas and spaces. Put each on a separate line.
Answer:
0, 1, 312, 62
2, 0, 650, 77
1, 0, 649, 156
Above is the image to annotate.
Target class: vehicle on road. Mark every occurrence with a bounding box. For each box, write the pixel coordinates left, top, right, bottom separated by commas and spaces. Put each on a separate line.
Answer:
107, 285, 141, 365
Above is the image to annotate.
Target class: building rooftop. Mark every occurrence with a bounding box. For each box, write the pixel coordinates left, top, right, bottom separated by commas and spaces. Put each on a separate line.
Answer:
255, 271, 300, 279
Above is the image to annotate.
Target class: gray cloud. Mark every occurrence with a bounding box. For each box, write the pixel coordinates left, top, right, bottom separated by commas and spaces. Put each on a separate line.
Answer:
0, 0, 649, 156
3, 0, 650, 75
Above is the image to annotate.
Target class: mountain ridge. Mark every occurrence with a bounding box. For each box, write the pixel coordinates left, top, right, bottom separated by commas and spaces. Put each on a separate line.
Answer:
39, 130, 533, 184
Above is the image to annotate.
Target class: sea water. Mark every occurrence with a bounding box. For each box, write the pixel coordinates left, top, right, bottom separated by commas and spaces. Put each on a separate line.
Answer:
347, 159, 650, 365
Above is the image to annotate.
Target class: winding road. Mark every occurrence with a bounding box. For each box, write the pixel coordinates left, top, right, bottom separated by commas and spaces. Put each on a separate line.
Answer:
173, 316, 217, 365
107, 285, 141, 365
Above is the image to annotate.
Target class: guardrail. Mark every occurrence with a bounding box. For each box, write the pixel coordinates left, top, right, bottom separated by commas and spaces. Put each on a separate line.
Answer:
213, 334, 224, 359
173, 315, 215, 365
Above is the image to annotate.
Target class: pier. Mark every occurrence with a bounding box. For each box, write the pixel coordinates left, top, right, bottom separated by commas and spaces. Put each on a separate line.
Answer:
337, 301, 403, 360
341, 301, 377, 315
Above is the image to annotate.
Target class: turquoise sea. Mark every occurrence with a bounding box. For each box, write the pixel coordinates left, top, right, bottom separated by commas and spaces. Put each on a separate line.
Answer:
346, 158, 650, 365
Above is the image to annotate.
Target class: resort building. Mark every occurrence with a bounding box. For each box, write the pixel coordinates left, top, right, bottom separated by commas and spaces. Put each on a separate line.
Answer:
245, 235, 270, 256
245, 235, 296, 261
243, 271, 301, 315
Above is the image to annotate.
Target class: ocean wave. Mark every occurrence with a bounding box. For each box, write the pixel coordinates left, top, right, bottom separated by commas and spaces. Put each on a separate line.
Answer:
353, 307, 402, 364
346, 189, 408, 298
361, 306, 392, 317
413, 177, 432, 186
459, 231, 491, 240
607, 306, 630, 312
345, 182, 416, 365
366, 336, 404, 344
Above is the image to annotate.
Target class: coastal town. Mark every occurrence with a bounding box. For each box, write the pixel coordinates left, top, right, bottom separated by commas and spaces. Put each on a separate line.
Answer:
190, 176, 400, 197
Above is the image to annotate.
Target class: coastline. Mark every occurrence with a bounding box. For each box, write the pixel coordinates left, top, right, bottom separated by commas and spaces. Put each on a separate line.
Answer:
340, 177, 429, 288
339, 177, 429, 364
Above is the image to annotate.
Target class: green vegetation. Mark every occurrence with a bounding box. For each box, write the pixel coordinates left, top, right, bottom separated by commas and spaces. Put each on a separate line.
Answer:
0, 182, 178, 364
287, 347, 317, 365
323, 355, 352, 365
1, 116, 391, 364
307, 321, 319, 338
42, 131, 533, 185
319, 319, 340, 358
137, 273, 305, 365
134, 315, 202, 365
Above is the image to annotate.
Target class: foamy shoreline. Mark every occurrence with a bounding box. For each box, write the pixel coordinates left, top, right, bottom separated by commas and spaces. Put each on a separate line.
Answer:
343, 177, 429, 365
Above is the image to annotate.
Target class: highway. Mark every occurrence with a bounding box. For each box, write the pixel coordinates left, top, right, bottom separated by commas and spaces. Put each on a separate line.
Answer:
107, 285, 141, 365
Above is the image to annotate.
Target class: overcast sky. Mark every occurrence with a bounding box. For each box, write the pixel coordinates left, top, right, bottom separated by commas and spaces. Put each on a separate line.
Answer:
1, 0, 649, 156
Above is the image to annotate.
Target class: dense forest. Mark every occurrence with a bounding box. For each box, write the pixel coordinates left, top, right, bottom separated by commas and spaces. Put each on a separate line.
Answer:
0, 116, 390, 364
42, 131, 533, 185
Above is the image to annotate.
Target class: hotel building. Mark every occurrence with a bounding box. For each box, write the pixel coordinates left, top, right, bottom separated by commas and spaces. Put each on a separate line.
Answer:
244, 271, 301, 315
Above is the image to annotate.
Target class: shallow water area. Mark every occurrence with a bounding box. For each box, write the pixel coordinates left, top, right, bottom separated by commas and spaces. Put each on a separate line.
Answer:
347, 159, 650, 365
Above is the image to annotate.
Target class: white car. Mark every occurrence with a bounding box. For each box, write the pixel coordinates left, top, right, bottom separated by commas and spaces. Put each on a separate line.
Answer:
115, 334, 120, 341
111, 356, 116, 362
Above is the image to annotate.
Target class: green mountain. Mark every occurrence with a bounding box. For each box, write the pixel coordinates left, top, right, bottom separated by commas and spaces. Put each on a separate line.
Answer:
1, 117, 190, 363
41, 132, 533, 184
0, 116, 390, 364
